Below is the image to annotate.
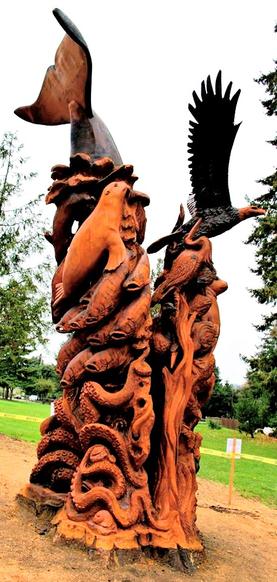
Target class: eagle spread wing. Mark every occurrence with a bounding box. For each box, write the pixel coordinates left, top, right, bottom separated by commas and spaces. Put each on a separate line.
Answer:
187, 70, 241, 215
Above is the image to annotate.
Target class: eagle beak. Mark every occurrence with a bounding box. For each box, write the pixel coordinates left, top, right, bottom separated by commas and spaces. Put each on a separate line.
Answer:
239, 206, 266, 220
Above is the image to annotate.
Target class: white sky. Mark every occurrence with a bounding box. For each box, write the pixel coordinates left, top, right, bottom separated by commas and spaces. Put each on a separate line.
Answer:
0, 1, 276, 384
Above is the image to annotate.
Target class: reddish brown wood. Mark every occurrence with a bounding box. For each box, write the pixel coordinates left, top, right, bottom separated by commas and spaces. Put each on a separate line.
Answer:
15, 8, 261, 567
21, 158, 227, 552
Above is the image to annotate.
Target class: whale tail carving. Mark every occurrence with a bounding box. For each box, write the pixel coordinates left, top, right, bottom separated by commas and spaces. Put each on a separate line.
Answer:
14, 8, 122, 164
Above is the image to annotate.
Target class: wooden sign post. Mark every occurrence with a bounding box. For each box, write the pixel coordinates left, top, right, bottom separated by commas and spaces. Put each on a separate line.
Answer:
226, 437, 242, 506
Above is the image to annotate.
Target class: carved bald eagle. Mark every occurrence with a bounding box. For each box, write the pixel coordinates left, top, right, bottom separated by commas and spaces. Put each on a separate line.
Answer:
147, 71, 265, 257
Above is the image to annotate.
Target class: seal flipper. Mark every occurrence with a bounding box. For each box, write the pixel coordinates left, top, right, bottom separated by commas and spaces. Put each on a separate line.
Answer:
105, 238, 127, 272
53, 282, 65, 306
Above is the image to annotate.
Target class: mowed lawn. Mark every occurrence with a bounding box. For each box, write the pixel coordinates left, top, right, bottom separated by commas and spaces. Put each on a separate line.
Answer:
0, 399, 49, 442
0, 400, 276, 506
197, 422, 277, 507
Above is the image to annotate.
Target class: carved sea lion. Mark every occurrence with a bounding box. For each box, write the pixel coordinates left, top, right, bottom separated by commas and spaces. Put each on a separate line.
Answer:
54, 180, 131, 304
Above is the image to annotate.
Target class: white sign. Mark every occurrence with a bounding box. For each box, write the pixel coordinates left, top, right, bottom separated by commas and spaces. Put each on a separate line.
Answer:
226, 438, 242, 459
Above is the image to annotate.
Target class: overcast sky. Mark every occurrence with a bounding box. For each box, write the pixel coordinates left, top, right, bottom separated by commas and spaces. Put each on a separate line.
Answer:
0, 1, 276, 384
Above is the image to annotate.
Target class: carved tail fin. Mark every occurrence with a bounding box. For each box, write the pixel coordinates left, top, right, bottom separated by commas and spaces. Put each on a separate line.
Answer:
14, 8, 122, 164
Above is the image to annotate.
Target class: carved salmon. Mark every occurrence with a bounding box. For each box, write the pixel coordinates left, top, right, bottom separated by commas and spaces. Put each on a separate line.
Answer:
110, 285, 151, 342
56, 332, 89, 376
69, 247, 137, 329
61, 347, 94, 388
56, 303, 86, 333
54, 181, 131, 304
85, 345, 132, 374
123, 249, 150, 293
86, 317, 117, 348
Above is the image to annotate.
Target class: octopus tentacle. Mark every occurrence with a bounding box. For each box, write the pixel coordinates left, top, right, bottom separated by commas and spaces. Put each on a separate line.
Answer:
79, 423, 147, 488
30, 450, 80, 491
37, 428, 81, 459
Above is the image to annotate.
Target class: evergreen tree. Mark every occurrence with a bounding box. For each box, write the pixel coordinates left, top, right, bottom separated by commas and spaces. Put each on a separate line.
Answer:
202, 367, 237, 418
0, 132, 51, 399
234, 388, 266, 438
243, 28, 277, 431
246, 34, 277, 331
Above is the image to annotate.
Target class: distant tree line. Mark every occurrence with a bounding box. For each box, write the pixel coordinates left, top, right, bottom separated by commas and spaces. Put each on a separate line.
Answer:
202, 366, 238, 419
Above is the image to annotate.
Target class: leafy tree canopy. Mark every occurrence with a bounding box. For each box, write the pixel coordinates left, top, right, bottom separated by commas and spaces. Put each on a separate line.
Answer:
202, 366, 238, 419
0, 132, 52, 399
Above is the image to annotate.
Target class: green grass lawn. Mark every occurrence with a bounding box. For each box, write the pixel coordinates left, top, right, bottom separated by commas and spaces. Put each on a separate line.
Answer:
0, 399, 49, 443
197, 422, 277, 506
199, 422, 277, 459
0, 400, 276, 506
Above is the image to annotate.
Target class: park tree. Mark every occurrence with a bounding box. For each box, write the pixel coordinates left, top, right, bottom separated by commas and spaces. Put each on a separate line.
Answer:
246, 40, 277, 331
234, 387, 268, 438
16, 357, 60, 401
0, 132, 51, 399
242, 32, 277, 432
202, 366, 237, 419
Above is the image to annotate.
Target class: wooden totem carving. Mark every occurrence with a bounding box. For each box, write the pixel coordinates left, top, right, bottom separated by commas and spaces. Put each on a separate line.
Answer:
15, 8, 265, 556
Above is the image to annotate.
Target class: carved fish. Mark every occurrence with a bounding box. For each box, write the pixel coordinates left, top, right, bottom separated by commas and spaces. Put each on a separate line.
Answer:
123, 249, 150, 293
56, 332, 89, 376
86, 318, 117, 348
61, 347, 94, 388
56, 304, 86, 333
132, 314, 152, 350
85, 345, 132, 374
110, 285, 151, 342
54, 180, 130, 305
70, 247, 137, 329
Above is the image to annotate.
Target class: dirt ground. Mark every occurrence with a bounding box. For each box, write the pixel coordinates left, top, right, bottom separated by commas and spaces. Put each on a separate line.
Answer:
0, 434, 276, 582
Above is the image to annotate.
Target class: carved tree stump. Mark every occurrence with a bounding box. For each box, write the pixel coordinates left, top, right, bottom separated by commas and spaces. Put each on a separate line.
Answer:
18, 153, 226, 560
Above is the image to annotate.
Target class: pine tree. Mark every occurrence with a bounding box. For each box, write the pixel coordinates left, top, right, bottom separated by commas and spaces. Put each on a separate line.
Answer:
246, 32, 277, 331
243, 27, 277, 431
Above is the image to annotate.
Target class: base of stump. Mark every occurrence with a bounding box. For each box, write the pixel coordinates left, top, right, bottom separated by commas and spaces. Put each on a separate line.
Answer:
16, 483, 204, 574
